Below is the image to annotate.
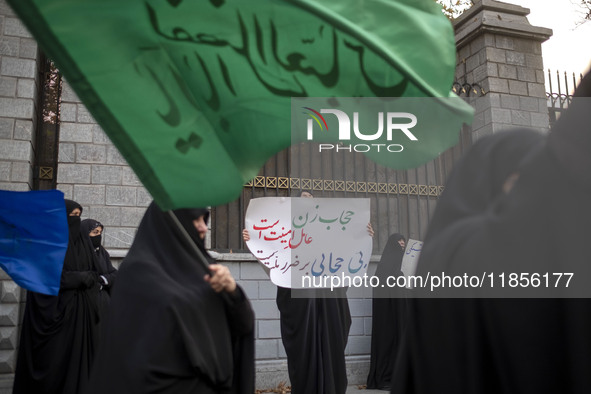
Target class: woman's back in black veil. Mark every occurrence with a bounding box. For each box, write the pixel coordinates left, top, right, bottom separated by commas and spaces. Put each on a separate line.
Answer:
391, 72, 591, 394
367, 233, 406, 390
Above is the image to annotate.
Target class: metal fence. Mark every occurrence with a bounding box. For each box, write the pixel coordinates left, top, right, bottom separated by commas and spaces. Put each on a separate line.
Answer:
546, 69, 585, 126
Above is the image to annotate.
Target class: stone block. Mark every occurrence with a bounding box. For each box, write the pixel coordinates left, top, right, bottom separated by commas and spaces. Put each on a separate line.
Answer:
0, 327, 17, 350
10, 161, 29, 182
0, 349, 16, 373
77, 144, 106, 163
345, 335, 371, 356
76, 105, 95, 123
224, 262, 240, 279
121, 167, 141, 186
239, 280, 258, 300
0, 36, 19, 56
348, 298, 371, 317
86, 206, 122, 227
465, 54, 481, 73
259, 281, 277, 300
0, 76, 16, 96
4, 17, 31, 38
56, 184, 73, 199
471, 111, 485, 130
106, 145, 128, 165
256, 339, 278, 360
364, 317, 372, 336
103, 227, 136, 249
516, 67, 537, 83
58, 142, 75, 163
491, 123, 515, 133
0, 97, 33, 118
0, 57, 35, 78
495, 36, 514, 50
241, 263, 270, 280
513, 37, 537, 54
120, 207, 147, 228
251, 300, 280, 319
349, 317, 364, 336
484, 78, 509, 94
60, 82, 80, 102
506, 51, 526, 66
519, 96, 539, 112
0, 139, 31, 161
57, 163, 91, 184
490, 108, 512, 124
0, 304, 18, 326
14, 119, 32, 141
508, 80, 528, 96
60, 103, 77, 122
531, 112, 550, 129
525, 54, 544, 70
511, 110, 531, 126
136, 187, 153, 207
278, 342, 287, 359
485, 47, 506, 63
59, 122, 94, 143
92, 125, 111, 144
258, 320, 281, 339
539, 98, 549, 113
457, 45, 471, 63
0, 181, 29, 191
498, 64, 517, 79
472, 63, 496, 84
19, 37, 37, 59
91, 164, 122, 184
500, 94, 520, 110
527, 82, 546, 98
0, 162, 10, 182
73, 184, 105, 205
0, 281, 19, 304
536, 69, 546, 84
0, 119, 13, 139
106, 185, 136, 206
468, 35, 485, 55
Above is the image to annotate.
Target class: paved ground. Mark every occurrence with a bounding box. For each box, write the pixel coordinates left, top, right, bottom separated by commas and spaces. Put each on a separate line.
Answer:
346, 385, 388, 393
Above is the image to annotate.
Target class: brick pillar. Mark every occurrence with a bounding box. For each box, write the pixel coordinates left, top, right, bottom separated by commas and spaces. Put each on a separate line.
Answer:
0, 0, 40, 391
454, 0, 553, 140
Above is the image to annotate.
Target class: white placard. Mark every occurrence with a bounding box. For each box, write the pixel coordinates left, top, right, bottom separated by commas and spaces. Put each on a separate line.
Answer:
245, 197, 372, 288
400, 239, 423, 288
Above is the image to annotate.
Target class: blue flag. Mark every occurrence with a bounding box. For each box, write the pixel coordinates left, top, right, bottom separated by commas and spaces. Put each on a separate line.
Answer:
0, 190, 68, 296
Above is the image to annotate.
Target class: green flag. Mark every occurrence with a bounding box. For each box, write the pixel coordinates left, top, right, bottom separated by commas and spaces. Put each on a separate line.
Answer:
8, 0, 473, 210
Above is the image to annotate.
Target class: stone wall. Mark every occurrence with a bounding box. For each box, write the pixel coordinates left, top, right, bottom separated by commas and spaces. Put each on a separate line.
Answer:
0, 2, 39, 390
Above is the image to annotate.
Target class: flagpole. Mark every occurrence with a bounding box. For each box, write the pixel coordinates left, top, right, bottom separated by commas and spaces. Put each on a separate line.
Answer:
166, 211, 211, 273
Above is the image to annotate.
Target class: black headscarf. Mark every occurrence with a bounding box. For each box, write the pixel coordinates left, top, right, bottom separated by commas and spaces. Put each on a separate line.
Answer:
81, 218, 103, 249
80, 218, 118, 294
366, 233, 407, 390
85, 202, 254, 394
374, 233, 406, 280
392, 72, 591, 393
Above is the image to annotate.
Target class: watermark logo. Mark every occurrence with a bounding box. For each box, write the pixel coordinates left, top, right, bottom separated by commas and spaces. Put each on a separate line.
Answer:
304, 108, 418, 153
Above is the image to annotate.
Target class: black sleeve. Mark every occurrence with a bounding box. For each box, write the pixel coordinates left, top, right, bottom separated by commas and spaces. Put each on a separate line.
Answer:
61, 271, 98, 290
99, 248, 118, 288
223, 286, 255, 337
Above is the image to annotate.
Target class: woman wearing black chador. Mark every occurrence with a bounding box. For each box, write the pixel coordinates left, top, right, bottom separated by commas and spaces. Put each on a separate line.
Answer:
14, 199, 102, 394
